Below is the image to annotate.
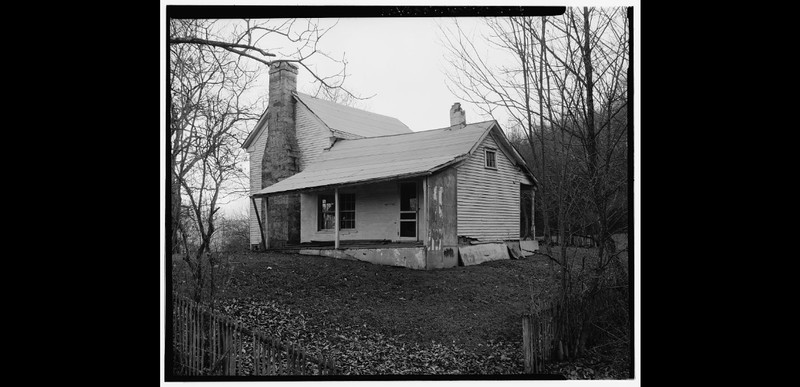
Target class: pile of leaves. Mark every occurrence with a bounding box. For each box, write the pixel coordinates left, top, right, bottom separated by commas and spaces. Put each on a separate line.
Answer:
171, 249, 631, 378
218, 297, 523, 375
545, 353, 630, 380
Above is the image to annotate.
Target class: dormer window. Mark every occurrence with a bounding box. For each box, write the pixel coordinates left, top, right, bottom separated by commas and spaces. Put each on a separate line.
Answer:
485, 149, 497, 169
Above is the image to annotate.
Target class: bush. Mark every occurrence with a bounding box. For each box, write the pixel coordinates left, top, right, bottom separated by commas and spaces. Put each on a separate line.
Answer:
213, 214, 251, 253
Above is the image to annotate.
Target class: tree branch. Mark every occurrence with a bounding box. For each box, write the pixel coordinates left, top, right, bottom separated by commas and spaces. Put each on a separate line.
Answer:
170, 37, 276, 58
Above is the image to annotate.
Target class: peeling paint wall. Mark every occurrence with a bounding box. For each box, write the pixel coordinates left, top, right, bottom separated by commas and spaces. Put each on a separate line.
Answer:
425, 168, 458, 269
456, 133, 531, 241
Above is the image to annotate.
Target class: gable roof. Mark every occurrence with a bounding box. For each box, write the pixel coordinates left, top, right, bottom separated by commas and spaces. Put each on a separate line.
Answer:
241, 92, 412, 149
252, 120, 536, 197
293, 92, 412, 138
241, 108, 269, 150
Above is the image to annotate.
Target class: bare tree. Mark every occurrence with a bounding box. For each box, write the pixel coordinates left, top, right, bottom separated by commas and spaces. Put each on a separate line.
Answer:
440, 8, 629, 358
170, 20, 260, 302
169, 18, 360, 302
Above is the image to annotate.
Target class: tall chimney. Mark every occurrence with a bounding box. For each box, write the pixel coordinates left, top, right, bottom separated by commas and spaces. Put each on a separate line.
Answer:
450, 102, 466, 129
261, 61, 301, 247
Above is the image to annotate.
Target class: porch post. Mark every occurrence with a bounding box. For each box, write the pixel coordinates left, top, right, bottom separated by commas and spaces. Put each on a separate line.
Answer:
334, 187, 340, 249
264, 196, 270, 249
422, 177, 428, 243
531, 186, 536, 240
252, 196, 268, 250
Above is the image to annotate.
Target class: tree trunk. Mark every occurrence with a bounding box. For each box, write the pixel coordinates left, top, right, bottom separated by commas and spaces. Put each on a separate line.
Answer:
171, 171, 182, 254
518, 17, 550, 254
536, 16, 552, 254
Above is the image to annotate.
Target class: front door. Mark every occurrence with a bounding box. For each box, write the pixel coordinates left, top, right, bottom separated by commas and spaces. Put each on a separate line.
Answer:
399, 182, 418, 240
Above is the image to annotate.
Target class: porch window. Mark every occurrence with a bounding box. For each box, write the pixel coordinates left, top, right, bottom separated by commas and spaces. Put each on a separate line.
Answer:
485, 149, 497, 169
318, 193, 356, 230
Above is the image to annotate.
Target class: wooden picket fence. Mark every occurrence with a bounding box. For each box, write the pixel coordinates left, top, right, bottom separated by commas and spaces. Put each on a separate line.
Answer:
522, 288, 626, 373
522, 309, 555, 374
522, 300, 582, 373
171, 293, 338, 376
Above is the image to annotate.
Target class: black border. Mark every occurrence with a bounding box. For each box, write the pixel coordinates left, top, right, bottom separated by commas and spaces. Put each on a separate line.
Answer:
627, 5, 635, 380
167, 5, 567, 19
164, 4, 635, 382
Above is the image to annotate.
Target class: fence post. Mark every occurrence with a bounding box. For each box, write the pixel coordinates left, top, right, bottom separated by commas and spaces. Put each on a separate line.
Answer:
232, 321, 238, 375
267, 339, 273, 375
221, 320, 228, 375
212, 312, 217, 373
201, 307, 206, 374
522, 314, 532, 373
184, 298, 188, 375
187, 303, 194, 375
194, 301, 199, 375
533, 315, 540, 373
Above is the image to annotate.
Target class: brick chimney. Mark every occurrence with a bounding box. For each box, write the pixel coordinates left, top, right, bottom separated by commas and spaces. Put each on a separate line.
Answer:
450, 102, 466, 129
261, 61, 301, 246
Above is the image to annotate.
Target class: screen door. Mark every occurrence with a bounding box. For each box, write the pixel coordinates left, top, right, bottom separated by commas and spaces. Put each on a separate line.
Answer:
399, 182, 418, 240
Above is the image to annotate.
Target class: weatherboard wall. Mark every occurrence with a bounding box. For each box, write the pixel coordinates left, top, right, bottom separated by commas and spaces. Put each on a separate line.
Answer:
455, 133, 533, 242
299, 179, 426, 243
294, 100, 335, 171
247, 122, 269, 246
247, 101, 335, 247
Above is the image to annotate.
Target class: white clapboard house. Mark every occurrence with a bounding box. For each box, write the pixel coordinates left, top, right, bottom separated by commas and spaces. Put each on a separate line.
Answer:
243, 62, 538, 270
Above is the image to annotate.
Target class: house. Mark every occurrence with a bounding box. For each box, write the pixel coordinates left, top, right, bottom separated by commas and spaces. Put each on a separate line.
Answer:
243, 61, 538, 270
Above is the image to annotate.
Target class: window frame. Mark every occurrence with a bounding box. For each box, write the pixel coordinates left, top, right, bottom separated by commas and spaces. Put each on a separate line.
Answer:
317, 192, 356, 231
484, 148, 498, 170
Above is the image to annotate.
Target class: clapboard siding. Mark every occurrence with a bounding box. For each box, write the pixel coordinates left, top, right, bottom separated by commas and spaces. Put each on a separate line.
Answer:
456, 133, 531, 241
247, 101, 334, 245
295, 102, 334, 170
247, 122, 269, 245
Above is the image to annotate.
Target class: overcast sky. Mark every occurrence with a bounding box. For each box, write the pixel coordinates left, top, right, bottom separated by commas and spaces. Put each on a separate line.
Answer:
167, 4, 637, 217
293, 17, 494, 131
218, 16, 510, 216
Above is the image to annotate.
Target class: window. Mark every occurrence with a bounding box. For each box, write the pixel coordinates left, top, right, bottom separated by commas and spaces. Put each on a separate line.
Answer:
485, 149, 497, 169
318, 193, 356, 230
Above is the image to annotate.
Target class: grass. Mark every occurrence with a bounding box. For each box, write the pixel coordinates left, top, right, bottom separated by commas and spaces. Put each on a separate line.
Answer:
170, 242, 630, 376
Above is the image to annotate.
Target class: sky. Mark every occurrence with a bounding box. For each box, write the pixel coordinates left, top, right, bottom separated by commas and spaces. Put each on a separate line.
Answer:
218, 16, 510, 217
292, 17, 493, 131
166, 3, 638, 220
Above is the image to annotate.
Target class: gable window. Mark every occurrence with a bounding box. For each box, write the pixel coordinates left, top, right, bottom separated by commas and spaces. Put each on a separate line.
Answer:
318, 193, 356, 230
485, 149, 497, 169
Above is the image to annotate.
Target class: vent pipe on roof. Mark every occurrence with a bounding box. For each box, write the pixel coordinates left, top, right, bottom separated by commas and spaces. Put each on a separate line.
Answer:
449, 102, 466, 129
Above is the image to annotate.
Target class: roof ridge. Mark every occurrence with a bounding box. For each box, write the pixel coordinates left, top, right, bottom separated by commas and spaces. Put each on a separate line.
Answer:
331, 119, 498, 142
294, 91, 403, 122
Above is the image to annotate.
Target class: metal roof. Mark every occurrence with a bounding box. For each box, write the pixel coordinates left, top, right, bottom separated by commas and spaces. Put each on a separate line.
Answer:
294, 92, 412, 138
253, 121, 498, 197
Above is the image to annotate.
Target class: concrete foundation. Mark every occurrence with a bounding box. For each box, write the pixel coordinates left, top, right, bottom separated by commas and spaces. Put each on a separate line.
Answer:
299, 246, 427, 270
458, 243, 511, 266
519, 240, 539, 256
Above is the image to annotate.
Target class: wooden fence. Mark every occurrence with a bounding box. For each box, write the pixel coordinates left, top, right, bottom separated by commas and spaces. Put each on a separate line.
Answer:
171, 293, 338, 376
536, 234, 598, 247
522, 288, 626, 373
522, 309, 556, 374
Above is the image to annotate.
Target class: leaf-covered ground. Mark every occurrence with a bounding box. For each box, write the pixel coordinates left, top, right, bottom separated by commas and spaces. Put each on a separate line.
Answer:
171, 247, 630, 378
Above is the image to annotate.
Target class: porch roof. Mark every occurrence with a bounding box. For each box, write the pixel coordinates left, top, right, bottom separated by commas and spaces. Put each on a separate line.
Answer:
252, 120, 497, 197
